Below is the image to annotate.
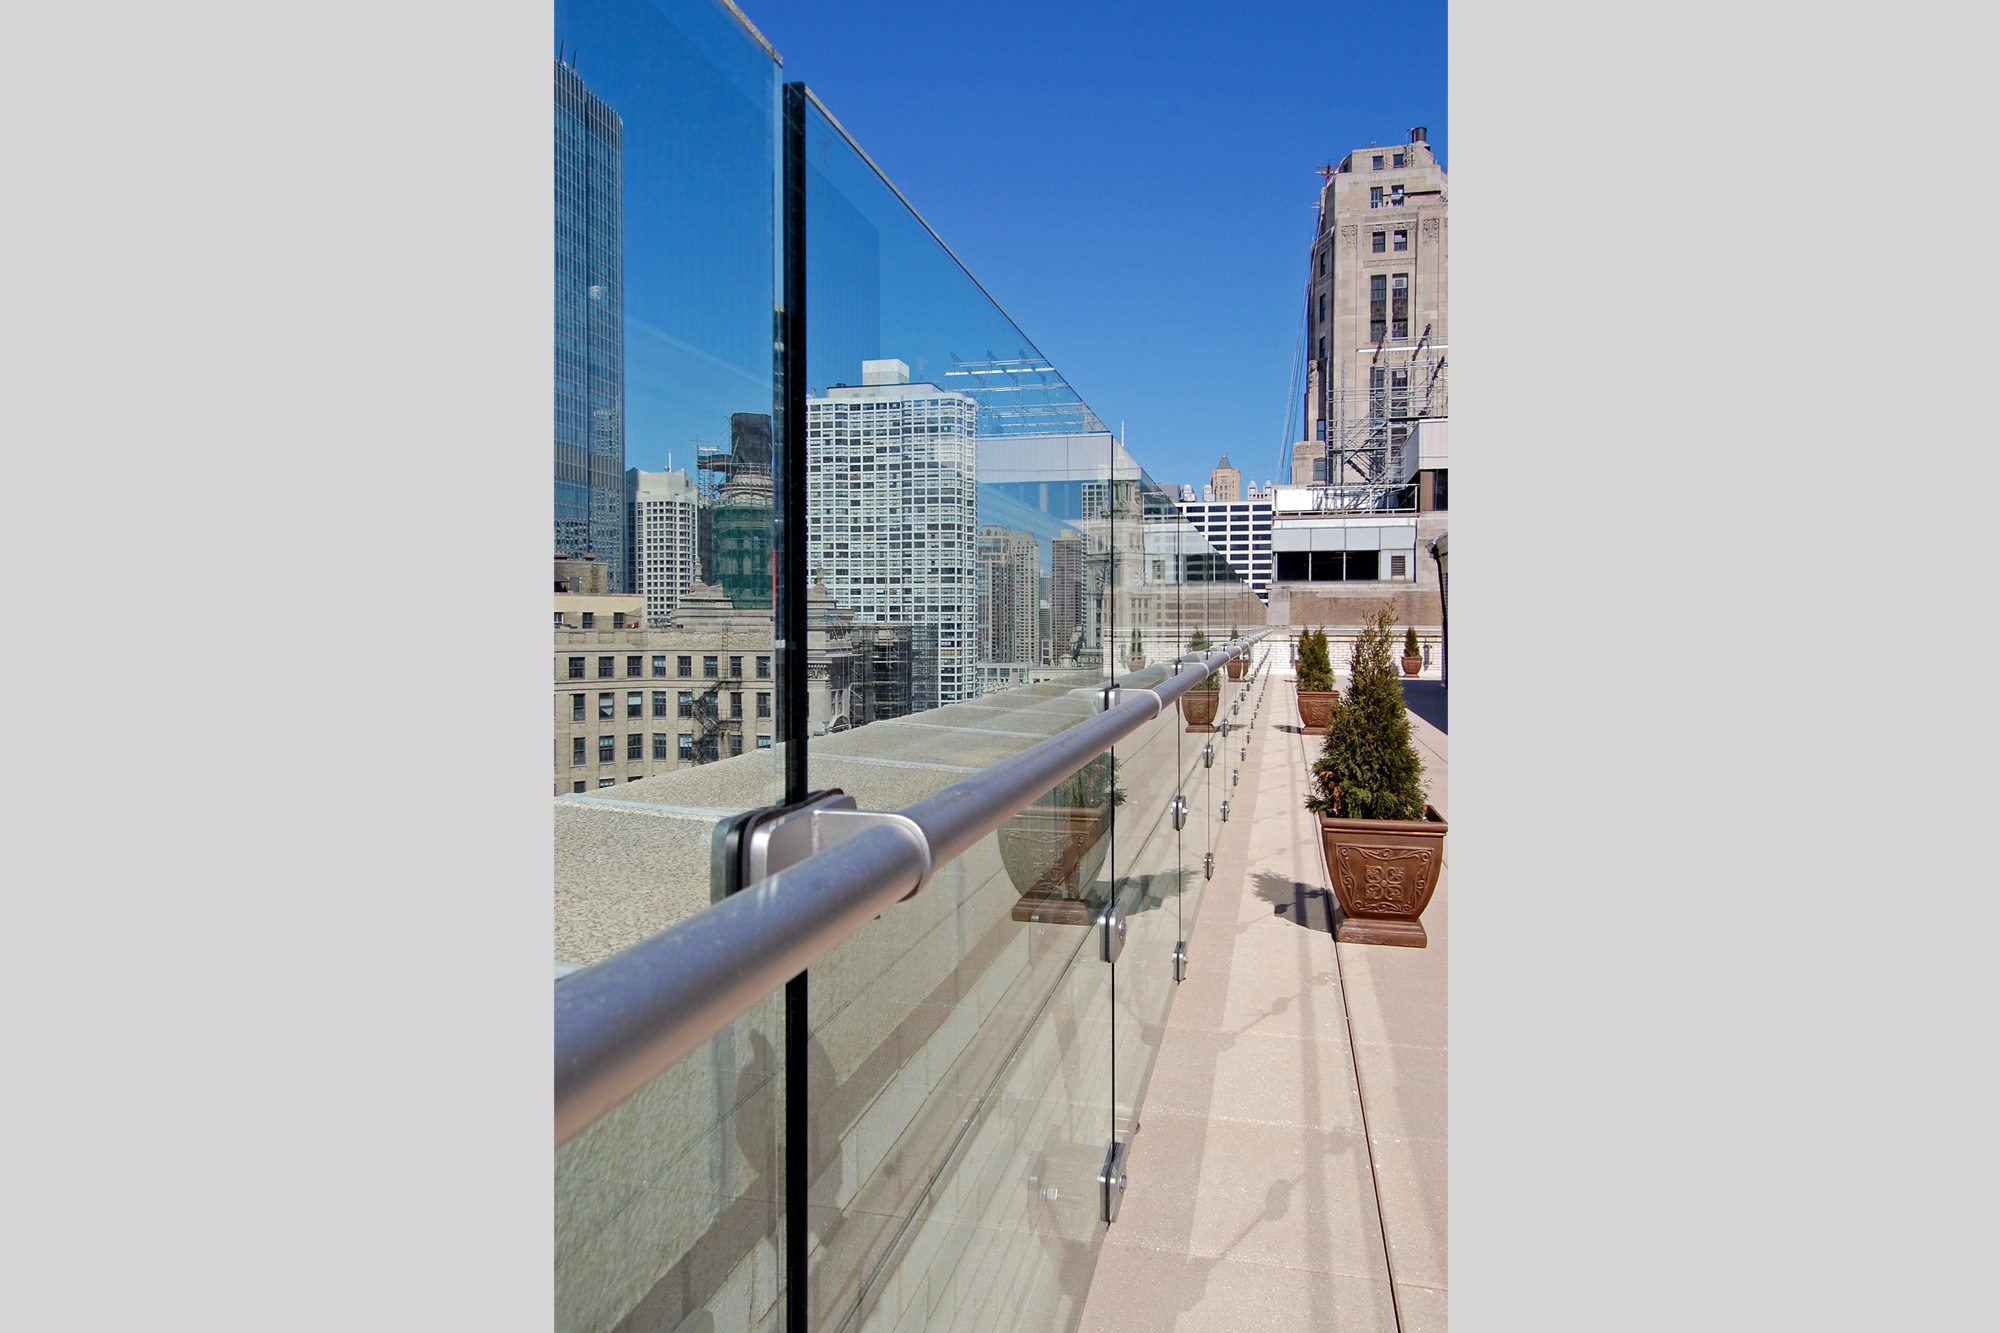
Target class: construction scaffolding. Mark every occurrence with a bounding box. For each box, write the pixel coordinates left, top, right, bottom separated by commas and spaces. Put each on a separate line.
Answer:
1307, 334, 1447, 513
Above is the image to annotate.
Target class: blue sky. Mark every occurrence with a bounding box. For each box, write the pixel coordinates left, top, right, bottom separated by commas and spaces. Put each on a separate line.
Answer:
739, 0, 1446, 493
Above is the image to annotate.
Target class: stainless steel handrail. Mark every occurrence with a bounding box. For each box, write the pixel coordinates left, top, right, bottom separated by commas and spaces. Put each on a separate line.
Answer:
555, 631, 1268, 1146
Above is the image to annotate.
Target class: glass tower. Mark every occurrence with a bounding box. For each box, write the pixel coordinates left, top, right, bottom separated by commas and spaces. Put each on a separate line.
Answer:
553, 60, 624, 584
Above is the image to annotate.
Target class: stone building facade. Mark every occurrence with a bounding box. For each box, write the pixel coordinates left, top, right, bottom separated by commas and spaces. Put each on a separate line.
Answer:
1299, 128, 1448, 486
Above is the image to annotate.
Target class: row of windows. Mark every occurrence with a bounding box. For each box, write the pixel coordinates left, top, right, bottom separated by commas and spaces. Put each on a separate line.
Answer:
569, 732, 774, 766
564, 653, 772, 680
569, 690, 772, 720
1370, 151, 1409, 171
1369, 184, 1406, 208
1274, 551, 1407, 581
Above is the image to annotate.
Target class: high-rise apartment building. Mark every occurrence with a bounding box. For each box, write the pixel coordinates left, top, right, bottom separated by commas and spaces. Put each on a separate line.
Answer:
625, 468, 698, 625
1049, 533, 1085, 666
1209, 456, 1242, 504
1299, 128, 1447, 493
975, 525, 1041, 669
554, 61, 626, 583
804, 359, 978, 707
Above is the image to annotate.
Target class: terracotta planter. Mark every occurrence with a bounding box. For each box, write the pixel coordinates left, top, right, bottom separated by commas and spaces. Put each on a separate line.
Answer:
999, 805, 1112, 924
1226, 658, 1245, 680
1295, 689, 1338, 735
1319, 805, 1447, 947
1402, 655, 1424, 677
1181, 689, 1218, 731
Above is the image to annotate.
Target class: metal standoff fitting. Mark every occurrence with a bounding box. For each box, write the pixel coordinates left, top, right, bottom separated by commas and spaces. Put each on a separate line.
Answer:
1202, 743, 1214, 769
1219, 800, 1230, 821
1203, 851, 1215, 880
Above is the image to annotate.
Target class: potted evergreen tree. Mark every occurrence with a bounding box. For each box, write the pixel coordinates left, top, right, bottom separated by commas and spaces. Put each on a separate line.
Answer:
1000, 754, 1125, 924
1295, 627, 1338, 734
1180, 629, 1219, 731
1306, 606, 1446, 946
1402, 625, 1424, 677
1226, 625, 1246, 679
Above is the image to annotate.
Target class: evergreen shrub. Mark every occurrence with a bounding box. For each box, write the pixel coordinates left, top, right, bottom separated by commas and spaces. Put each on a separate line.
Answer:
1296, 627, 1334, 692
1188, 629, 1217, 690
1404, 626, 1420, 658
1306, 605, 1427, 820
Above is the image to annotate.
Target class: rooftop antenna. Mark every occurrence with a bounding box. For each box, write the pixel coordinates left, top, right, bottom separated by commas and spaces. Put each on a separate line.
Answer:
557, 39, 564, 64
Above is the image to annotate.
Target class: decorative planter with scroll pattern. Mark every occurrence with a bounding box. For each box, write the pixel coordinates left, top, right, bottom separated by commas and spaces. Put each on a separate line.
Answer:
1318, 805, 1447, 947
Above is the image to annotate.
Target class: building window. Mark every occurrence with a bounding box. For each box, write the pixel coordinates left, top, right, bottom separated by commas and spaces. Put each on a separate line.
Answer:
573, 780, 586, 793
1319, 249, 1327, 276
1371, 154, 1384, 170
1431, 468, 1448, 511
1391, 184, 1405, 206
1318, 337, 1326, 361
651, 690, 667, 717
756, 692, 771, 718
1316, 419, 1327, 441
678, 734, 694, 760
627, 733, 643, 760
598, 735, 614, 763
554, 612, 564, 628
677, 655, 692, 677
652, 733, 669, 759
756, 734, 772, 750
729, 655, 742, 678
581, 612, 595, 629
730, 691, 743, 719
597, 656, 614, 678
1371, 230, 1386, 253
1370, 274, 1388, 341
598, 778, 616, 789
598, 692, 614, 720
756, 655, 771, 679
729, 734, 743, 757
571, 693, 585, 722
626, 691, 642, 718
613, 612, 627, 629
652, 655, 667, 677
704, 690, 719, 714
678, 691, 694, 718
626, 655, 642, 676
1391, 554, 1408, 578
1317, 293, 1326, 324
1392, 151, 1406, 168
703, 655, 719, 678
1370, 185, 1383, 208
571, 736, 585, 766
1391, 273, 1409, 339
568, 657, 585, 679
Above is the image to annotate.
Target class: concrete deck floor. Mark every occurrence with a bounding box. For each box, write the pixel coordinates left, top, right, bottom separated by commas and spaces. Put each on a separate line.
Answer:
1078, 664, 1448, 1332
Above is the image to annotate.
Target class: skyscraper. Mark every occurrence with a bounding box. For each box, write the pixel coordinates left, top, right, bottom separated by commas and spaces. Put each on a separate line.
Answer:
1209, 455, 1242, 503
625, 468, 699, 625
976, 525, 1040, 669
1050, 533, 1084, 666
1300, 128, 1448, 493
805, 359, 978, 708
554, 61, 625, 584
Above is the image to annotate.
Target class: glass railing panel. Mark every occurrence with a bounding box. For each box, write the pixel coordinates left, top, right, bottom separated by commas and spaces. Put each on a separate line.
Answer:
795, 89, 1123, 1330
553, 1, 787, 1327
557, 991, 785, 1333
